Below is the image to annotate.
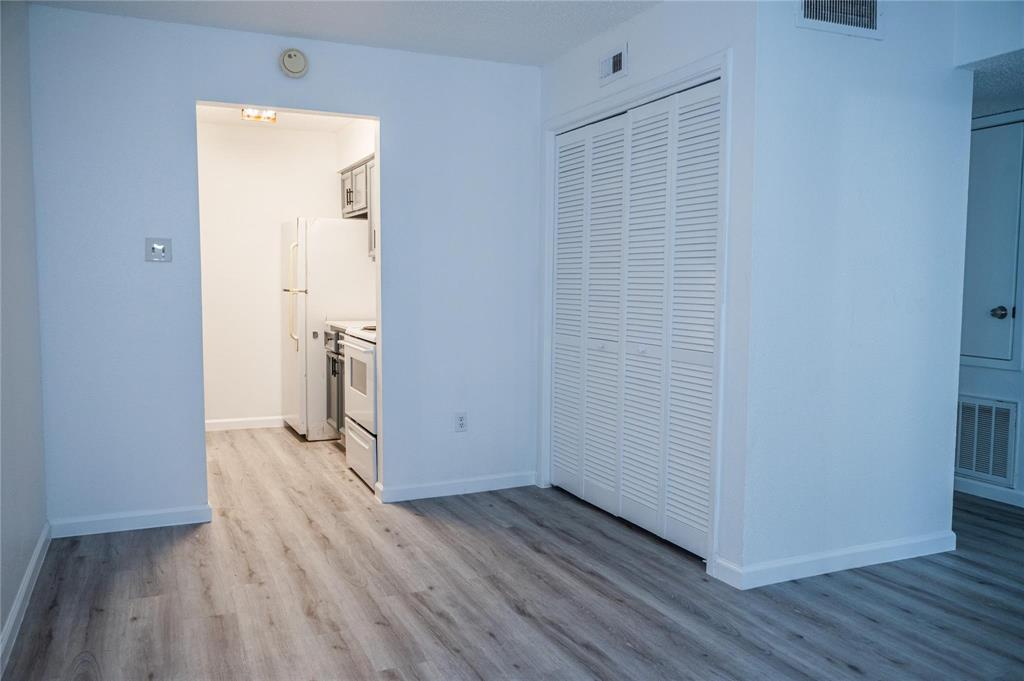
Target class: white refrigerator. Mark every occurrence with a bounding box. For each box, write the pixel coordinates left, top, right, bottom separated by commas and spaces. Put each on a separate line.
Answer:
282, 217, 376, 440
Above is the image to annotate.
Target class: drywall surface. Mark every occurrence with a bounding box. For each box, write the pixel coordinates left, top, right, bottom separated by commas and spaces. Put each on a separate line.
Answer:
742, 1, 972, 574
197, 119, 374, 424
541, 0, 759, 565
954, 0, 1024, 66
336, 118, 377, 168
1, 0, 48, 657
30, 6, 542, 524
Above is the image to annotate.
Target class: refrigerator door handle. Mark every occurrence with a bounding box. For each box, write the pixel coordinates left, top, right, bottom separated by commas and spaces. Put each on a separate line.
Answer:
288, 293, 299, 348
288, 241, 299, 289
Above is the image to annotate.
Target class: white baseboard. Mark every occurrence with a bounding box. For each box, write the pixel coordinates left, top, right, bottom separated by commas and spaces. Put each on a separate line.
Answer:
378, 470, 537, 503
954, 476, 1024, 508
709, 530, 956, 590
205, 416, 284, 431
1, 522, 50, 674
50, 504, 213, 538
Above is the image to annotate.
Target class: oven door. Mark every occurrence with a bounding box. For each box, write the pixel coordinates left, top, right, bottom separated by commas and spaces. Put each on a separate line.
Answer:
342, 336, 376, 435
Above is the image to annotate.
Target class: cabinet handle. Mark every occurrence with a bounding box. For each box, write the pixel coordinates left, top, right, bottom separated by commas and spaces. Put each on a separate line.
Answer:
991, 305, 1009, 320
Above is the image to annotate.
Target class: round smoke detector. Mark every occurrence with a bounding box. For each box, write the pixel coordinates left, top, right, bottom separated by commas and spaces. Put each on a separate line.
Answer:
280, 48, 308, 78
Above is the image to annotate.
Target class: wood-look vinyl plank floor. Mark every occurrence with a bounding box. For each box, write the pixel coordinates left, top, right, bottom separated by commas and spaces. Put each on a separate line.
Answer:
5, 428, 1024, 681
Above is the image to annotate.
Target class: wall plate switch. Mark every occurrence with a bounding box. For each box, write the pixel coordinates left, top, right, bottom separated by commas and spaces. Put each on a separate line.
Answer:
145, 237, 172, 262
454, 412, 468, 433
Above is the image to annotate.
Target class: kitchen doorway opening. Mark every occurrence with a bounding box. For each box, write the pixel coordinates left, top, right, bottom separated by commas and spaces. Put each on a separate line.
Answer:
194, 101, 383, 496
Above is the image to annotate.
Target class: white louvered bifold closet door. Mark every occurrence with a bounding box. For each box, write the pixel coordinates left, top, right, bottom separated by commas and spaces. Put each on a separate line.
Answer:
550, 79, 723, 559
551, 130, 587, 497
663, 80, 723, 555
620, 96, 674, 535
582, 116, 628, 514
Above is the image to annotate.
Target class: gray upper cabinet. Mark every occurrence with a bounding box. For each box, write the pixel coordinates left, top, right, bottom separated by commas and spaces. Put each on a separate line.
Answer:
351, 163, 368, 214
339, 154, 374, 218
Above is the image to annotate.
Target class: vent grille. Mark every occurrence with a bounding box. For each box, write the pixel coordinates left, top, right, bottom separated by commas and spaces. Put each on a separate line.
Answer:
599, 44, 628, 86
956, 397, 1016, 488
803, 0, 877, 30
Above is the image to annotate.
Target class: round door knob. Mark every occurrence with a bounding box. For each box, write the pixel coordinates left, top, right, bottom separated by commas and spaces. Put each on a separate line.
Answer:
991, 305, 1009, 320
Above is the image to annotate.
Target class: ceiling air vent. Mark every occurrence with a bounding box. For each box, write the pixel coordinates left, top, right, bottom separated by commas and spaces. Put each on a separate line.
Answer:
599, 44, 628, 87
796, 0, 883, 40
956, 396, 1016, 488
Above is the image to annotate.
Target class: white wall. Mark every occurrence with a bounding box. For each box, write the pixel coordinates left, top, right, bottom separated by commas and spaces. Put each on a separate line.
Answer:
737, 1, 972, 584
197, 116, 375, 426
954, 0, 1024, 66
542, 1, 975, 587
30, 6, 541, 530
1, 1, 49, 666
541, 0, 759, 567
336, 118, 376, 168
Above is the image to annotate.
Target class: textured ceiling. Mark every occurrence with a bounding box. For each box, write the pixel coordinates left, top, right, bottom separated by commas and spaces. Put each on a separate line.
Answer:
972, 48, 1024, 117
39, 1, 658, 65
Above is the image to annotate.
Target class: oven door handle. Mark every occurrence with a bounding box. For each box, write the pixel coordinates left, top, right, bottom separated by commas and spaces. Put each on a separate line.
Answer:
341, 338, 374, 355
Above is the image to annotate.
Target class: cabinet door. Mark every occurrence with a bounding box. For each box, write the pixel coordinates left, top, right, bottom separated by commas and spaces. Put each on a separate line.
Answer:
351, 163, 369, 214
663, 81, 723, 558
340, 171, 354, 214
961, 123, 1024, 362
551, 130, 588, 496
582, 115, 627, 515
367, 160, 377, 261
620, 96, 673, 535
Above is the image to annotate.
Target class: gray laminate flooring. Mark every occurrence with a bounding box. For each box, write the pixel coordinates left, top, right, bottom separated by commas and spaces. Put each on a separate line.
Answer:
5, 428, 1023, 681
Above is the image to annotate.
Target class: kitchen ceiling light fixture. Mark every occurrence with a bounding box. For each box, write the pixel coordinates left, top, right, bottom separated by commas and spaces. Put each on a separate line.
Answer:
241, 107, 277, 123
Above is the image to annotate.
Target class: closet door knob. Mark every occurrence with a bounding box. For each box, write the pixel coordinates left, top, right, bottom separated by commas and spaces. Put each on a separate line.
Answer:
991, 305, 1009, 320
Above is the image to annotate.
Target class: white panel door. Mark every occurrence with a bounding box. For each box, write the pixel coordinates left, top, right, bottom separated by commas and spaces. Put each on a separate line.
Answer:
961, 123, 1024, 362
620, 96, 674, 534
664, 81, 723, 557
582, 115, 628, 514
551, 130, 588, 496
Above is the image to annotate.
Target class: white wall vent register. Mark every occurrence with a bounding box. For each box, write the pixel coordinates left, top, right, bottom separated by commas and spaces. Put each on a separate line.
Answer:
598, 44, 627, 86
796, 0, 883, 40
956, 396, 1017, 488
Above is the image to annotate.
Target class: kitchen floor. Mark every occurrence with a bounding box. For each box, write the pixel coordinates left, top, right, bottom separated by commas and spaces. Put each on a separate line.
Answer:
5, 429, 1023, 681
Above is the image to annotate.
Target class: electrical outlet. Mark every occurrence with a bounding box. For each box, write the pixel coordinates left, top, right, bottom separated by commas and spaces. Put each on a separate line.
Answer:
453, 412, 468, 433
